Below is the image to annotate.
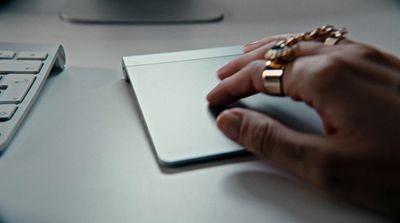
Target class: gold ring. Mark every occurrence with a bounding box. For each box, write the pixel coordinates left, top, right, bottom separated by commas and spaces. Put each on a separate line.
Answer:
264, 45, 294, 63
324, 27, 348, 46
324, 37, 340, 46
261, 25, 348, 95
262, 60, 285, 96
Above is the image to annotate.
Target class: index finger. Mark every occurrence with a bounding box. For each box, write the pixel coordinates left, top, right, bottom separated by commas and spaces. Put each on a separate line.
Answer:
243, 34, 293, 53
217, 43, 275, 80
207, 41, 326, 107
207, 60, 266, 106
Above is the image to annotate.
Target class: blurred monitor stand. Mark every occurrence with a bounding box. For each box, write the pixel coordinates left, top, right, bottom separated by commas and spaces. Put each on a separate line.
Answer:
60, 0, 223, 24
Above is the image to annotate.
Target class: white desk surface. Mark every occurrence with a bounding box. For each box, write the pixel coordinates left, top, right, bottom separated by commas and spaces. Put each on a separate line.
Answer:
0, 0, 399, 222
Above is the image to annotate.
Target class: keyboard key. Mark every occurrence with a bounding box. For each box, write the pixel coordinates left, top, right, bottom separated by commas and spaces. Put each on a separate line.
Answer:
0, 61, 43, 74
17, 52, 48, 60
0, 51, 16, 59
0, 75, 35, 104
0, 104, 17, 121
0, 43, 65, 151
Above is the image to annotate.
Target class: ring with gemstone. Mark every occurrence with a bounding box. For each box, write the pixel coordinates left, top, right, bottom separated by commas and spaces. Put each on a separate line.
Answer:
261, 25, 348, 96
264, 45, 294, 63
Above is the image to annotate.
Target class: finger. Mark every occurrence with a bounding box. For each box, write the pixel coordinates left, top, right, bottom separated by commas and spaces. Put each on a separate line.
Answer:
382, 51, 400, 70
281, 53, 399, 141
208, 60, 266, 107
292, 41, 328, 56
332, 43, 400, 87
243, 34, 293, 53
277, 40, 358, 97
218, 38, 346, 81
209, 42, 335, 107
211, 39, 397, 109
216, 108, 329, 185
336, 41, 400, 67
244, 34, 352, 54
217, 42, 276, 80
285, 38, 352, 58
289, 42, 400, 91
281, 54, 340, 108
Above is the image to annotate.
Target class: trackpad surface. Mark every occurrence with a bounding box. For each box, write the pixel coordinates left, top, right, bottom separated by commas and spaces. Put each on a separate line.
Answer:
123, 46, 324, 167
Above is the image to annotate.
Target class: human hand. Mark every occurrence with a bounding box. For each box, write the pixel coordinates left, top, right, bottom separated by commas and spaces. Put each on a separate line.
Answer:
207, 36, 400, 217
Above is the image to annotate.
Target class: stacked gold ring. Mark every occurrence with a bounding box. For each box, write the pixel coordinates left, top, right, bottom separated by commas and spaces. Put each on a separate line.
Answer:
262, 25, 348, 96
262, 60, 285, 96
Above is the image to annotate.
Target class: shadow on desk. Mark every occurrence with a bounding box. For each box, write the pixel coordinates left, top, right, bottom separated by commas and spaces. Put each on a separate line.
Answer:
0, 0, 14, 12
160, 154, 257, 174
0, 210, 5, 223
224, 170, 394, 223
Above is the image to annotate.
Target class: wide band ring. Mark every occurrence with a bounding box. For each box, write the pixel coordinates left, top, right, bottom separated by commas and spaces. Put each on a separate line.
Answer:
262, 60, 285, 96
261, 25, 347, 96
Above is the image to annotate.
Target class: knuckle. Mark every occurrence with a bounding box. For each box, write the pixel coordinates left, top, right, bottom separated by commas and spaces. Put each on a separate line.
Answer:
228, 58, 242, 69
224, 84, 239, 98
248, 60, 267, 92
317, 55, 344, 75
228, 56, 249, 71
311, 55, 347, 89
248, 60, 264, 72
283, 60, 306, 96
236, 55, 264, 71
240, 118, 278, 159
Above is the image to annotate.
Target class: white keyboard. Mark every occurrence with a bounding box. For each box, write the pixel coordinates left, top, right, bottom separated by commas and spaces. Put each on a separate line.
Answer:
0, 42, 65, 152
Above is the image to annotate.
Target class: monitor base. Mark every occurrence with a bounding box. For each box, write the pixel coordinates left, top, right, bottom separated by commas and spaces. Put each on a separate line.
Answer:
59, 0, 223, 24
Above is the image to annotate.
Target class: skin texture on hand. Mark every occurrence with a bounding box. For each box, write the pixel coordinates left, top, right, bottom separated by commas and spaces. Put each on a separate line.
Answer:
207, 37, 400, 218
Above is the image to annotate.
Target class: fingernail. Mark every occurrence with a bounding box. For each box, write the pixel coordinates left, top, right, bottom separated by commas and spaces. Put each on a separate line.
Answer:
217, 110, 242, 140
243, 46, 251, 53
217, 66, 226, 75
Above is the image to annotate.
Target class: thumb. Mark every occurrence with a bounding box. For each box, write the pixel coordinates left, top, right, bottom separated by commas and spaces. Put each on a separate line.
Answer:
217, 108, 328, 181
